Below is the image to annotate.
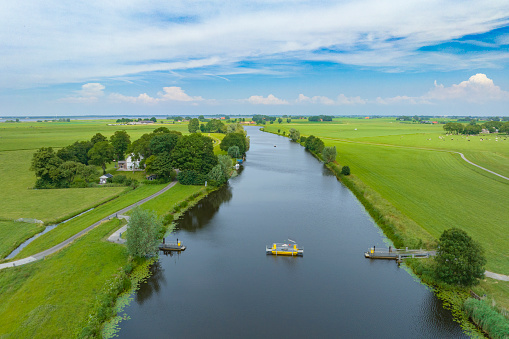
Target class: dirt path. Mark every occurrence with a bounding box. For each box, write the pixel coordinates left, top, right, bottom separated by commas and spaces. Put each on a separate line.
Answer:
0, 181, 177, 270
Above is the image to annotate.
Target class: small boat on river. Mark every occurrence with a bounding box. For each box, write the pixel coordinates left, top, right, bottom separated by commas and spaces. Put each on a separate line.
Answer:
266, 239, 303, 256
159, 238, 186, 251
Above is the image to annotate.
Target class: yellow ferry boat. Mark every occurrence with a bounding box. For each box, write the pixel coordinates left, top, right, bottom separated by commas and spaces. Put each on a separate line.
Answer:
266, 239, 303, 256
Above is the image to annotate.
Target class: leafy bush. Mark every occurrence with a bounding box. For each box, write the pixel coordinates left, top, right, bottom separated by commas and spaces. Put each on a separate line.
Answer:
177, 170, 207, 185
162, 214, 174, 225
341, 166, 350, 175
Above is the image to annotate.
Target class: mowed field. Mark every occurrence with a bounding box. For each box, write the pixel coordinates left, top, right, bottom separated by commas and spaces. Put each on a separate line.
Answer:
264, 118, 509, 275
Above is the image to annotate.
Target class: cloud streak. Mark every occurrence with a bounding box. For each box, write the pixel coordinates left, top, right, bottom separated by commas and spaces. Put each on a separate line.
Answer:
2, 1, 509, 88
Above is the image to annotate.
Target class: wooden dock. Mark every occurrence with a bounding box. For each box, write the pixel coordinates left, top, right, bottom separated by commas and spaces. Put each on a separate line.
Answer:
364, 247, 435, 262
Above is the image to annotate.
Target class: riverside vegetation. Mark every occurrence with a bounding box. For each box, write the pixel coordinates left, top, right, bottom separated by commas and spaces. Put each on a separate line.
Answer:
0, 118, 247, 337
263, 117, 509, 338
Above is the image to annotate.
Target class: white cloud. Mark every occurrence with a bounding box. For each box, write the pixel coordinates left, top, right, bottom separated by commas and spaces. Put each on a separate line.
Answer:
59, 83, 105, 103
425, 73, 509, 102
247, 94, 288, 105
336, 94, 366, 105
377, 73, 509, 105
297, 93, 366, 105
109, 86, 203, 104
159, 86, 203, 102
1, 1, 509, 88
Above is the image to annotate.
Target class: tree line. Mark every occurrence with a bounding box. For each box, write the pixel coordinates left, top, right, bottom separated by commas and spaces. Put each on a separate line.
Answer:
31, 121, 250, 189
443, 121, 509, 135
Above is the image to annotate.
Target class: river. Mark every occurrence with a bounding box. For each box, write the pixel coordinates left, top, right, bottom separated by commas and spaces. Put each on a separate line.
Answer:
117, 126, 467, 338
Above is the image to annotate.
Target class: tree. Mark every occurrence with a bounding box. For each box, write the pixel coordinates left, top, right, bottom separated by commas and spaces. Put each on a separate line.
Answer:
57, 141, 93, 164
220, 133, 247, 155
90, 133, 107, 145
341, 166, 350, 175
87, 141, 114, 174
150, 133, 179, 155
289, 128, 300, 142
150, 117, 157, 122
278, 118, 283, 124
434, 228, 486, 287
126, 207, 162, 258
305, 135, 324, 153
30, 147, 63, 186
322, 146, 337, 163
110, 130, 131, 161
171, 134, 217, 175
198, 115, 205, 121
145, 152, 174, 179
217, 154, 232, 179
228, 146, 240, 158
188, 118, 200, 133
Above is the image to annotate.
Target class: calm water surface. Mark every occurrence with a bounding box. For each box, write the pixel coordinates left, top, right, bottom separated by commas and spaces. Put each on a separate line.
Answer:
118, 127, 467, 338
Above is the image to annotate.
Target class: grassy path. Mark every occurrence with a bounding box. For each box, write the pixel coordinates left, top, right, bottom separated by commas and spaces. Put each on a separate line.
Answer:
0, 181, 177, 270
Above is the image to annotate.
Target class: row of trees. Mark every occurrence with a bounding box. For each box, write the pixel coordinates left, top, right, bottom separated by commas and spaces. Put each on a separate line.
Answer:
308, 115, 333, 122
31, 131, 131, 188
443, 121, 509, 135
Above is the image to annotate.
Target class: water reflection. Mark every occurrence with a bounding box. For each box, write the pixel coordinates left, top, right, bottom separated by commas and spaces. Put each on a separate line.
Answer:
135, 261, 166, 305
176, 185, 233, 232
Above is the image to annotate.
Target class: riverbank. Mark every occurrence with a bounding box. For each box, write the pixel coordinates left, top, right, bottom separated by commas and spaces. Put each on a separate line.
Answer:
261, 126, 508, 338
0, 183, 214, 337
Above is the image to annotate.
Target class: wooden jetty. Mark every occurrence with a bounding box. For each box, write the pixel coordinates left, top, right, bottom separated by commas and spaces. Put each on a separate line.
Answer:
364, 247, 435, 263
159, 238, 186, 251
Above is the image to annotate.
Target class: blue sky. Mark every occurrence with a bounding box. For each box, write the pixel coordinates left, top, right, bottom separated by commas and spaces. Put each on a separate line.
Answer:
1, 1, 509, 117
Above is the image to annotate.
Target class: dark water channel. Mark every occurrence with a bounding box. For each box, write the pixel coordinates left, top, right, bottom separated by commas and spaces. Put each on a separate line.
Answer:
118, 127, 467, 338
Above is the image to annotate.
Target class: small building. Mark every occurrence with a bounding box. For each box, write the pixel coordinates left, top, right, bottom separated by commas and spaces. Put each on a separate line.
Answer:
118, 154, 143, 171
146, 174, 157, 181
99, 173, 114, 184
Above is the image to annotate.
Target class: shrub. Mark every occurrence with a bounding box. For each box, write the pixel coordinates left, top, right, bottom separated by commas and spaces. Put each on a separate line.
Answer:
162, 214, 174, 225
341, 166, 350, 175
177, 170, 207, 185
112, 175, 127, 184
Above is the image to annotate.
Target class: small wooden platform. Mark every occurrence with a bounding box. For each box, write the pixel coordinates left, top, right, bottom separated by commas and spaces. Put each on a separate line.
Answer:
364, 248, 435, 262
159, 243, 186, 251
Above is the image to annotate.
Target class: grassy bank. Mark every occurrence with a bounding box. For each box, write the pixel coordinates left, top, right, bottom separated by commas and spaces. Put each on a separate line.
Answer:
0, 218, 128, 338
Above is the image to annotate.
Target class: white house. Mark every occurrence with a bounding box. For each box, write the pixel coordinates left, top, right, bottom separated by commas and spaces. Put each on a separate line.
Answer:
117, 154, 143, 171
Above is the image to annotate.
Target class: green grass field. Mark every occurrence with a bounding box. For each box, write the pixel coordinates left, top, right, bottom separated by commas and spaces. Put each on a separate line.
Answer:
138, 183, 204, 216
0, 218, 128, 338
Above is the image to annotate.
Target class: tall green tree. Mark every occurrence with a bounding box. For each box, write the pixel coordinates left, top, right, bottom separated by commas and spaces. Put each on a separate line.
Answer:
30, 147, 63, 186
227, 146, 240, 158
434, 228, 486, 287
110, 130, 131, 161
126, 207, 162, 258
171, 134, 217, 174
289, 128, 300, 142
220, 133, 247, 155
188, 118, 200, 133
322, 146, 337, 163
90, 133, 107, 145
145, 152, 174, 179
150, 133, 180, 155
87, 141, 114, 174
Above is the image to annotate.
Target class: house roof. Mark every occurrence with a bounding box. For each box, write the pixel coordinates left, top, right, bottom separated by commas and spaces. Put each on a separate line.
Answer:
100, 173, 114, 179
